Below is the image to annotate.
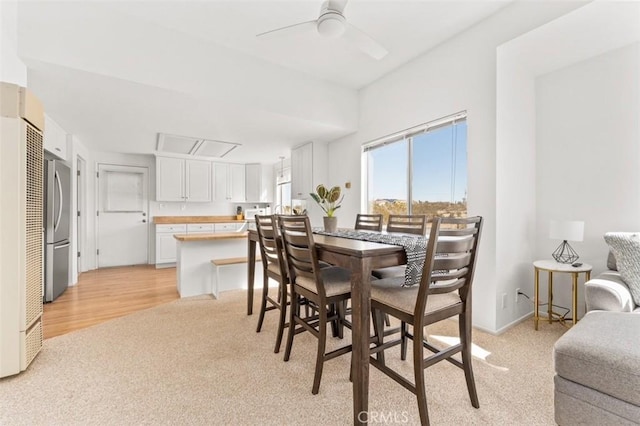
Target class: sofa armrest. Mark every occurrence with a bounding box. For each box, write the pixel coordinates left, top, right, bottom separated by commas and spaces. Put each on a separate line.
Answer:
585, 272, 635, 312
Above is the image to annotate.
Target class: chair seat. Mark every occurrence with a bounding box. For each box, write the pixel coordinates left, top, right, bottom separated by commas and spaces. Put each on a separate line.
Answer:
296, 266, 352, 298
371, 276, 461, 316
371, 265, 406, 279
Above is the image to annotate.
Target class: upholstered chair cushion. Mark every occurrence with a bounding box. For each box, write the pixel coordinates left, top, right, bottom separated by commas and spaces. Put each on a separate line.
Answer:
295, 266, 352, 297
371, 277, 461, 315
604, 232, 640, 306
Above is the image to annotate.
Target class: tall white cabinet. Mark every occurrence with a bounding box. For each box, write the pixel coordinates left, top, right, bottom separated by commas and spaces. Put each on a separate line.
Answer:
290, 141, 328, 225
0, 83, 44, 378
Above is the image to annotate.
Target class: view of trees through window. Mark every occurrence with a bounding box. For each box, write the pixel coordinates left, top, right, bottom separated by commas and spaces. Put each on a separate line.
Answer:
365, 116, 467, 223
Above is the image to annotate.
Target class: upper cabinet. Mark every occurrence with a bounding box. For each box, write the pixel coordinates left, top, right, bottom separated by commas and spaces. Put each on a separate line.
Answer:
213, 163, 246, 202
245, 164, 273, 203
291, 141, 327, 199
156, 156, 211, 202
43, 115, 68, 160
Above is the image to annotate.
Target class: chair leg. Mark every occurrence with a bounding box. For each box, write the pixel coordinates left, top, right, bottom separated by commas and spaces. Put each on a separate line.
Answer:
312, 308, 328, 395
336, 301, 346, 339
413, 324, 430, 425
274, 281, 287, 353
256, 270, 269, 333
384, 313, 391, 327
283, 288, 298, 362
460, 311, 479, 408
372, 308, 385, 365
330, 303, 340, 338
400, 321, 408, 361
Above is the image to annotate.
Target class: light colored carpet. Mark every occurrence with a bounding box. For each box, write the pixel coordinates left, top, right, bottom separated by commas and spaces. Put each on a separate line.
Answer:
0, 290, 565, 425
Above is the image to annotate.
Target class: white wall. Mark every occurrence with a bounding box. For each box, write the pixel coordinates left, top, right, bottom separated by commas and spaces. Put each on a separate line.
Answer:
327, 1, 583, 333
0, 1, 27, 86
535, 42, 640, 317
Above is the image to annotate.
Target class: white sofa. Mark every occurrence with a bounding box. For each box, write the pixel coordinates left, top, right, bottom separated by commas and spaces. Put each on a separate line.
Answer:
553, 252, 640, 425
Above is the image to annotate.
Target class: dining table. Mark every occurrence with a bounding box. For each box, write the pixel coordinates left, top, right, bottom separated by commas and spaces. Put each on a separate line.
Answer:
246, 229, 407, 425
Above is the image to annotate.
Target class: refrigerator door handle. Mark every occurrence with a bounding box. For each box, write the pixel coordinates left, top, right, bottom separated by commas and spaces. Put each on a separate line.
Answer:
54, 170, 63, 232
54, 242, 70, 249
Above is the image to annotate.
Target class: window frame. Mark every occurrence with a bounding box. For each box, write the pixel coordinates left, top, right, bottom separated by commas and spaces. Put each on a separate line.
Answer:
362, 111, 467, 215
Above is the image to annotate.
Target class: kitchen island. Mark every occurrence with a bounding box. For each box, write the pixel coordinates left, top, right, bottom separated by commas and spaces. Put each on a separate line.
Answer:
174, 232, 250, 298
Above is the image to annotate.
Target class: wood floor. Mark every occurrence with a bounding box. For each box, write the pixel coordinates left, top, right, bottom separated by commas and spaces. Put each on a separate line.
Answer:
43, 265, 179, 339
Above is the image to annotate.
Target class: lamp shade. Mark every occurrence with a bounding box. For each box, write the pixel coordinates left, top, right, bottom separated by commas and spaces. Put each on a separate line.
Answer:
549, 220, 584, 242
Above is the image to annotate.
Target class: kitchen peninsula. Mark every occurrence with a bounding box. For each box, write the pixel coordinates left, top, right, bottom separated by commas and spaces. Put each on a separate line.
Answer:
173, 232, 248, 298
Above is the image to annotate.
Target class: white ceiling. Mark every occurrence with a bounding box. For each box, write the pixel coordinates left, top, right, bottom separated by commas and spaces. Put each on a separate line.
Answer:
17, 0, 510, 164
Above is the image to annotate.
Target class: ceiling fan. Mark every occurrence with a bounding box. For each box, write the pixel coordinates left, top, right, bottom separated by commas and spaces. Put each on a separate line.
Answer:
256, 0, 388, 60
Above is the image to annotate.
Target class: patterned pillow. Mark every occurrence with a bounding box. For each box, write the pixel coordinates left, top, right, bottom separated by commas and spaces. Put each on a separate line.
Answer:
603, 232, 640, 306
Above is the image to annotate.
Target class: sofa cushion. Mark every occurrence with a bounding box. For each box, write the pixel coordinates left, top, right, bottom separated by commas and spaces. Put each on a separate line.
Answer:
604, 232, 640, 306
554, 311, 640, 407
585, 272, 636, 312
607, 250, 618, 271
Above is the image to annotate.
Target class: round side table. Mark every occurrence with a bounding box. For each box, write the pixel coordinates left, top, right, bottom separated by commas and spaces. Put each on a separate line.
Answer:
533, 260, 592, 330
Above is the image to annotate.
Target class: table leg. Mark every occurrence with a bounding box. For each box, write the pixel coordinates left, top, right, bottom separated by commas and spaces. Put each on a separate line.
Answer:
572, 272, 578, 325
548, 271, 553, 324
351, 256, 372, 425
534, 267, 540, 330
247, 238, 256, 315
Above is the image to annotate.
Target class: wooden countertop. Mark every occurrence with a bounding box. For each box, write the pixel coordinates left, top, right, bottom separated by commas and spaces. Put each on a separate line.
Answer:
154, 215, 246, 224
173, 232, 248, 241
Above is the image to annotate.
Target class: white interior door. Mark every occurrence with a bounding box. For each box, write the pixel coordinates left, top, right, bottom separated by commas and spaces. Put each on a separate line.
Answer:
97, 164, 149, 268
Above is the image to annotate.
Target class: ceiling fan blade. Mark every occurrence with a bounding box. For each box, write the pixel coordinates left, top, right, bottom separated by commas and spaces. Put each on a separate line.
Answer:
256, 20, 317, 39
343, 24, 388, 60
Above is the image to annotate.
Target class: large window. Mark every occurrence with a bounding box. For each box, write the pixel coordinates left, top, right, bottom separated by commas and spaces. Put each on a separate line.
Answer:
364, 112, 467, 222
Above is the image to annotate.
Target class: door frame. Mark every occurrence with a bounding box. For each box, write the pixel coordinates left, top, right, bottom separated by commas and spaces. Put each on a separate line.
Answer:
77, 155, 86, 272
94, 162, 150, 268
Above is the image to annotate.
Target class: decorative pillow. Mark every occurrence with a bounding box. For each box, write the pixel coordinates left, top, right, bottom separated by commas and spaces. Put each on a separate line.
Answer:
603, 232, 640, 306
607, 250, 618, 271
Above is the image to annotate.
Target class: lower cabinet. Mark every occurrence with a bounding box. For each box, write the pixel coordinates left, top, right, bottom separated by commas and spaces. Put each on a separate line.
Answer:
155, 224, 187, 267
155, 222, 242, 267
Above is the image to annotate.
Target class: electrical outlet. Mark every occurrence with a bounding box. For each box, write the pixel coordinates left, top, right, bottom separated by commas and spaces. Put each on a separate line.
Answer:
515, 288, 521, 304
501, 293, 507, 309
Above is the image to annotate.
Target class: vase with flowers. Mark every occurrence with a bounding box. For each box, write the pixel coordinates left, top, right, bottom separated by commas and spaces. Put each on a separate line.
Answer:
309, 184, 344, 233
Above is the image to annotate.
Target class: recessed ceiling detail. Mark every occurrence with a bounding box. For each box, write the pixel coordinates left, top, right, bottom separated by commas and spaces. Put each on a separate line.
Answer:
157, 133, 240, 158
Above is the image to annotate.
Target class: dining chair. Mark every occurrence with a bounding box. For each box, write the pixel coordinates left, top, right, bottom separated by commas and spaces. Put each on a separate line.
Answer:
254, 214, 289, 353
354, 213, 383, 232
278, 215, 353, 395
386, 214, 428, 235
371, 214, 429, 279
369, 216, 483, 425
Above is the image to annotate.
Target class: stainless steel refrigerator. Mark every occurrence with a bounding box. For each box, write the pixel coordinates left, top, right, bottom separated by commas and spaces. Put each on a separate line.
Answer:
44, 159, 71, 302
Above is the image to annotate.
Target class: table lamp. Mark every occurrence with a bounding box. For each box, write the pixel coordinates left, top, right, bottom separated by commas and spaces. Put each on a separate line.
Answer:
549, 220, 584, 264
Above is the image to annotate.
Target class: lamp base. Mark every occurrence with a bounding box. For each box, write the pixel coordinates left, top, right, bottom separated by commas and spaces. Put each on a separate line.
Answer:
552, 240, 579, 264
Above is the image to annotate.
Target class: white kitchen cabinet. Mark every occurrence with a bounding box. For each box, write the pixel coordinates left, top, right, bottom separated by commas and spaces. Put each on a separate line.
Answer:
290, 141, 328, 226
291, 141, 327, 199
214, 223, 239, 233
43, 114, 68, 160
245, 164, 273, 203
185, 160, 212, 202
186, 223, 214, 233
155, 224, 187, 266
156, 156, 211, 202
213, 163, 246, 202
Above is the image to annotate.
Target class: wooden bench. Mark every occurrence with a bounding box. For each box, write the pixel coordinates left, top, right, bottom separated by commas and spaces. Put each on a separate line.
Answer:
210, 257, 261, 299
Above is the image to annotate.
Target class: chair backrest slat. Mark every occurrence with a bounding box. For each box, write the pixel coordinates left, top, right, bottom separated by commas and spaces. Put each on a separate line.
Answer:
355, 214, 383, 232
387, 214, 428, 235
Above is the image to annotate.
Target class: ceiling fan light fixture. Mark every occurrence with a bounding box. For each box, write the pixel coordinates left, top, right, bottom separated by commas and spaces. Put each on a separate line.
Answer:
317, 12, 346, 38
